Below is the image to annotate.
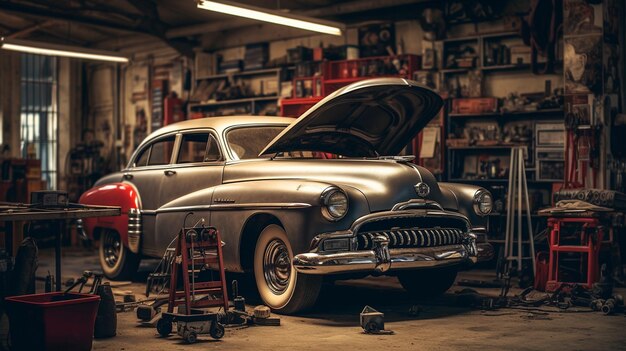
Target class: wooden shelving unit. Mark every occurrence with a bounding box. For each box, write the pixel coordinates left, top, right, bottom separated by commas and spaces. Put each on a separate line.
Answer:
445, 107, 564, 243
189, 67, 289, 117
438, 31, 533, 88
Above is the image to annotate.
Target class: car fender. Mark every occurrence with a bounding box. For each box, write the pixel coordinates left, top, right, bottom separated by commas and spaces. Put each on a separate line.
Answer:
157, 179, 369, 271
78, 182, 142, 247
438, 182, 489, 230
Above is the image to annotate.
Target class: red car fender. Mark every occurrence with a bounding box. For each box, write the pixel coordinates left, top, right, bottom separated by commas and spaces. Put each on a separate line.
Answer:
78, 182, 141, 247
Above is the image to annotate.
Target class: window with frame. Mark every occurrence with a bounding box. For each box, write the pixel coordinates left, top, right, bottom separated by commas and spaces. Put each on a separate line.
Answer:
177, 133, 221, 164
20, 54, 58, 189
133, 136, 176, 167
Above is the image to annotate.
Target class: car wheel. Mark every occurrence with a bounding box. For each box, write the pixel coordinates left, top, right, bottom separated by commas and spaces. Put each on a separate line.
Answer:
156, 318, 172, 337
99, 230, 141, 280
210, 322, 225, 339
397, 267, 458, 299
253, 224, 321, 314
184, 330, 197, 344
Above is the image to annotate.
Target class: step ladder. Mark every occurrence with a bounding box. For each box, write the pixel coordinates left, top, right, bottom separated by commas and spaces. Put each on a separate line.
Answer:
502, 146, 536, 277
167, 225, 229, 315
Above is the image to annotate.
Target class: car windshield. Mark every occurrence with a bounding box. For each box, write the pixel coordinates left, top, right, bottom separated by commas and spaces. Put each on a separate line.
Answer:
226, 126, 286, 160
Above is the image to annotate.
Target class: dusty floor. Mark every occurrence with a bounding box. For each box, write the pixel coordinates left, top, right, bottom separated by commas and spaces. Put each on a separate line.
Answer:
36, 248, 626, 351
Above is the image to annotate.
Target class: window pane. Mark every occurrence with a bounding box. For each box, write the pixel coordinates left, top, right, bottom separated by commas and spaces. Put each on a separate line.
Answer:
147, 136, 176, 166
20, 53, 58, 189
134, 146, 150, 167
226, 126, 285, 160
177, 134, 209, 164
206, 135, 221, 162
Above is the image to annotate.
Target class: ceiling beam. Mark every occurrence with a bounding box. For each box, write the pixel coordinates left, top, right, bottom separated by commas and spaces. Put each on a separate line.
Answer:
0, 0, 194, 58
0, 1, 150, 35
303, 0, 428, 17
166, 18, 254, 39
6, 20, 58, 39
166, 0, 429, 38
125, 0, 194, 57
23, 0, 144, 24
0, 23, 17, 34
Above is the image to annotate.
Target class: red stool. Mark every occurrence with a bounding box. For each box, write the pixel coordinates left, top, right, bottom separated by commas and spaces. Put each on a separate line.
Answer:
545, 217, 609, 292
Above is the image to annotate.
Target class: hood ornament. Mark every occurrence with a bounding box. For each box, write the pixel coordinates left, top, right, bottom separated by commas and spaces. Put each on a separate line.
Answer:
414, 182, 430, 197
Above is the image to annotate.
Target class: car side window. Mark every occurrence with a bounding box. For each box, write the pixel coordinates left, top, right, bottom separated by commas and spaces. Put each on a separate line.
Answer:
134, 146, 151, 167
177, 133, 221, 164
205, 135, 221, 162
147, 136, 176, 166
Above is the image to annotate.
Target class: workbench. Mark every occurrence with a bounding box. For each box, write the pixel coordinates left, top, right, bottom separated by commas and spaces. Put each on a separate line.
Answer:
0, 204, 120, 291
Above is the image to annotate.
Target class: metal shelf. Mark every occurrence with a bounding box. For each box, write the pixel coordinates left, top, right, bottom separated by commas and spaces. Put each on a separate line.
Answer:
190, 96, 278, 109
447, 145, 523, 150
448, 178, 557, 185
481, 64, 530, 71
195, 67, 283, 80
449, 109, 563, 118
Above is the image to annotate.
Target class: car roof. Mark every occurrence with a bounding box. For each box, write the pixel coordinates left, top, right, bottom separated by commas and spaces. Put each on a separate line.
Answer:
127, 116, 295, 168
145, 116, 295, 140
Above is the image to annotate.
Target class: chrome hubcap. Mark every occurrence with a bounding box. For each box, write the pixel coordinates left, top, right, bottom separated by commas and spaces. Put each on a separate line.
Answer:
263, 239, 291, 294
103, 232, 121, 268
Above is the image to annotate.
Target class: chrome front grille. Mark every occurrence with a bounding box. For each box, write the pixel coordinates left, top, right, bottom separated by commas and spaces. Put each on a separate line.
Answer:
356, 227, 465, 250
127, 208, 142, 253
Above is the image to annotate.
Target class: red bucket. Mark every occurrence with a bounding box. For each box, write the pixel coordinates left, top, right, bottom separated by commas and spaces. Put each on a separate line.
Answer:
5, 292, 101, 351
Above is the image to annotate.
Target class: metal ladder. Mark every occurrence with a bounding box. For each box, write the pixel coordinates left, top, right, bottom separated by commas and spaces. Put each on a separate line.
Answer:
503, 146, 536, 276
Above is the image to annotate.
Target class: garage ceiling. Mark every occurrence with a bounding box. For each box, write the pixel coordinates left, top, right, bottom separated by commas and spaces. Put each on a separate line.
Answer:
0, 0, 433, 57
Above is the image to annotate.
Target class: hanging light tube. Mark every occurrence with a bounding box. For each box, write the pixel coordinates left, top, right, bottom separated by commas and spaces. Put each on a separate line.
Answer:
196, 0, 344, 36
0, 37, 129, 63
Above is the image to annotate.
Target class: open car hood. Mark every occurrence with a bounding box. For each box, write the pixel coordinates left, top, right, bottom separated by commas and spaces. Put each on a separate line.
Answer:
260, 78, 443, 157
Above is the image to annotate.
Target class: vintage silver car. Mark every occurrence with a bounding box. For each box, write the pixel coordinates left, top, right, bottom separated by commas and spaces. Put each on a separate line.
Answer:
79, 78, 493, 313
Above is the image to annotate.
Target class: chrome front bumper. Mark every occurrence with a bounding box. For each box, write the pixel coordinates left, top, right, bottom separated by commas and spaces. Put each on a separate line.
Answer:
293, 236, 492, 275
293, 207, 494, 275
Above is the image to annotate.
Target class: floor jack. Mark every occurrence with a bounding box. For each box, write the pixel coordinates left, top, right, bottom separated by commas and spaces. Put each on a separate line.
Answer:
156, 222, 229, 343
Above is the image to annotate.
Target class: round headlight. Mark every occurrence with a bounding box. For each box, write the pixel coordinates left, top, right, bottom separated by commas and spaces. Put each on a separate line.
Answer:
321, 188, 348, 221
473, 190, 493, 216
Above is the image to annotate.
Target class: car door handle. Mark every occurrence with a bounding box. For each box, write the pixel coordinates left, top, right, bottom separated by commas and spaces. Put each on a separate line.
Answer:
123, 173, 133, 180
164, 170, 177, 176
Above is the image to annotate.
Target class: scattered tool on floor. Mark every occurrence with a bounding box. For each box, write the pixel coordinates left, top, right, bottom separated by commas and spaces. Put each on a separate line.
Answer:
94, 282, 117, 338
360, 306, 393, 335
63, 270, 103, 294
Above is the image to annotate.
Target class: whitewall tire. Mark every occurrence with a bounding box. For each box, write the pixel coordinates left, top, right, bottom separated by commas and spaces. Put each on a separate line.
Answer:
253, 224, 321, 314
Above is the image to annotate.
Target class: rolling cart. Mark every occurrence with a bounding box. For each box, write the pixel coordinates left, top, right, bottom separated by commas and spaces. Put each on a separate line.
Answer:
156, 223, 229, 343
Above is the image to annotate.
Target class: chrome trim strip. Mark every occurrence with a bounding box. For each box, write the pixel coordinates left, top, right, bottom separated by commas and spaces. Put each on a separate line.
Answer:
405, 162, 424, 184
152, 202, 313, 214
127, 208, 142, 254
391, 199, 444, 211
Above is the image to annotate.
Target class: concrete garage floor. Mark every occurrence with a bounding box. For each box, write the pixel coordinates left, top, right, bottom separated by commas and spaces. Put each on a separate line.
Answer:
38, 248, 626, 351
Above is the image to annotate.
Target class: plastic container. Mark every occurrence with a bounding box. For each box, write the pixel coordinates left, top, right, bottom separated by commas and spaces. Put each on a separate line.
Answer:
5, 292, 101, 351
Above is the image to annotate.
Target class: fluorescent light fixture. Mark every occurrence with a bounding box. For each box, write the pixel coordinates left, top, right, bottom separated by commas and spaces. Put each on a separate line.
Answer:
197, 0, 344, 36
0, 37, 129, 63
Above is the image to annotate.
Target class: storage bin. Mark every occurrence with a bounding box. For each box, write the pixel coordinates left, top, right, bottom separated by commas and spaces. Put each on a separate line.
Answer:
5, 292, 100, 351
